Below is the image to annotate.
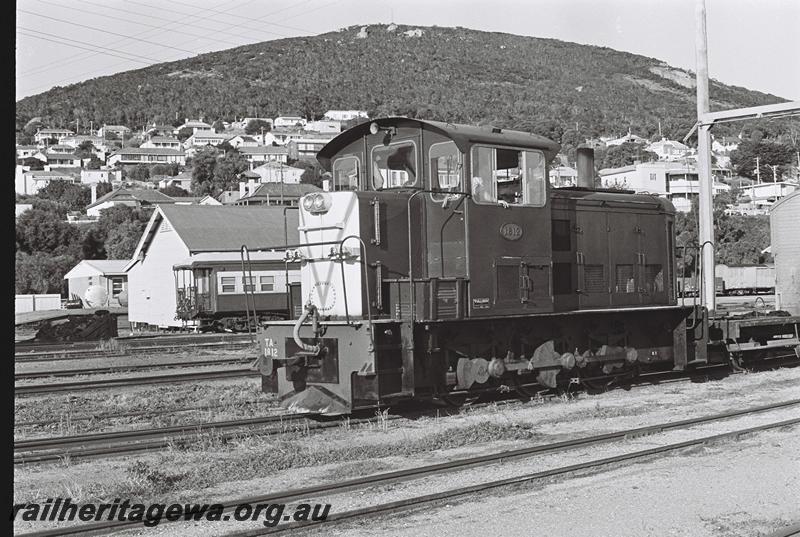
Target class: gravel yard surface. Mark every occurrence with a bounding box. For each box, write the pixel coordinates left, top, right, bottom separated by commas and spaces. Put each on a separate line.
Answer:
13, 366, 800, 536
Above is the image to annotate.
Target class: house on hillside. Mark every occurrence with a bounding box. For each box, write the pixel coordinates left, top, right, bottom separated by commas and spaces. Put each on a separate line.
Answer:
63, 260, 129, 307
605, 131, 648, 147
124, 204, 299, 328
226, 135, 261, 149
141, 136, 181, 149
286, 132, 338, 160
239, 146, 289, 166
304, 120, 341, 134
599, 162, 729, 213
235, 180, 320, 206
33, 150, 82, 168
273, 116, 306, 128
97, 125, 131, 138
81, 169, 122, 185
34, 128, 74, 144
62, 135, 111, 155
174, 119, 213, 135
107, 148, 186, 166
15, 169, 77, 195
157, 171, 193, 191
198, 195, 222, 205
549, 166, 578, 187
184, 132, 229, 148
323, 110, 368, 122
146, 124, 177, 137
86, 188, 177, 217
646, 138, 691, 162
16, 145, 39, 160
247, 161, 305, 184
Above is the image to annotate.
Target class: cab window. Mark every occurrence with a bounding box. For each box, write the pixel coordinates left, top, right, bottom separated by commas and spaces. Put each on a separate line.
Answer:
332, 156, 359, 191
470, 146, 547, 207
430, 141, 460, 191
371, 141, 417, 189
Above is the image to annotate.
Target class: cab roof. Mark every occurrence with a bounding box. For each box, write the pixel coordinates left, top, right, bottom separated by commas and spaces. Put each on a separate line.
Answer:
317, 117, 561, 168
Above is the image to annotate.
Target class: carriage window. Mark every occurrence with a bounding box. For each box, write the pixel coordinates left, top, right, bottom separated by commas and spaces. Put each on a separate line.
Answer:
471, 147, 547, 207
332, 156, 359, 191
430, 141, 460, 190
259, 276, 275, 292
371, 141, 417, 189
220, 276, 236, 293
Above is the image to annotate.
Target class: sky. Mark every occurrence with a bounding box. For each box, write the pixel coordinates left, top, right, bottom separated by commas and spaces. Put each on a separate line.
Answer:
15, 0, 800, 101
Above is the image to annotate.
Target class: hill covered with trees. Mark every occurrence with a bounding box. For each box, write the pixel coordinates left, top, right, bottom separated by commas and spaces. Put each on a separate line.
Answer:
16, 24, 793, 144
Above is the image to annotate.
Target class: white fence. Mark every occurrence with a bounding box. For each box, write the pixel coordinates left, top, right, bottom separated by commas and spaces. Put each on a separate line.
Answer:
15, 294, 62, 314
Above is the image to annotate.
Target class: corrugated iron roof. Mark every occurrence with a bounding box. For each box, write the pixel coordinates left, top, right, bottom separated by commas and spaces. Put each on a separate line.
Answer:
87, 188, 176, 209
157, 204, 300, 252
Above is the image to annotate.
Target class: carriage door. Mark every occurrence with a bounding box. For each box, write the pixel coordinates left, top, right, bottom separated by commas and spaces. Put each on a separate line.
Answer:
466, 146, 552, 316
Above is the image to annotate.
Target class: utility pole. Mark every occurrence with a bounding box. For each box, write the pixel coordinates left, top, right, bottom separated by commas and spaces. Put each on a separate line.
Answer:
695, 0, 715, 314
754, 156, 761, 184
280, 159, 284, 205
769, 164, 779, 182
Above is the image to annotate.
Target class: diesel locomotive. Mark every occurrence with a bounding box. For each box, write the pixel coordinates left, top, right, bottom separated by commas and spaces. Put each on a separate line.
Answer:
252, 117, 719, 414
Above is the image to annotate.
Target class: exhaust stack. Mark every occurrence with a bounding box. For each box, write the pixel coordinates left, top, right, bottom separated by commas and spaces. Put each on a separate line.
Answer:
576, 146, 595, 189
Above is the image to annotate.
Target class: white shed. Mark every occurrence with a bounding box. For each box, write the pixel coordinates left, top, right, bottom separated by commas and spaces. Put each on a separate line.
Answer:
63, 260, 129, 306
125, 204, 299, 329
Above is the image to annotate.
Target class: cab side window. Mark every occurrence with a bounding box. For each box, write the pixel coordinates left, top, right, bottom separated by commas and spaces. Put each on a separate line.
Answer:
470, 146, 547, 207
332, 156, 359, 191
430, 141, 461, 191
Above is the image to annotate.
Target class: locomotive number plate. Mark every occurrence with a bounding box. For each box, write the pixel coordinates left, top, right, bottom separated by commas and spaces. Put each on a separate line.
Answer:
499, 223, 523, 241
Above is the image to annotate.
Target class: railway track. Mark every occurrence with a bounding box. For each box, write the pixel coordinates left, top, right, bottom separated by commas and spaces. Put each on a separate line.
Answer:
15, 368, 259, 396
14, 357, 254, 380
15, 412, 401, 465
14, 398, 799, 536
14, 333, 253, 354
15, 399, 273, 428
14, 340, 253, 362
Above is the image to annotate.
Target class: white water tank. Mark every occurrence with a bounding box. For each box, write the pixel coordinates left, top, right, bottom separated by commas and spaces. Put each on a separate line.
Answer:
770, 190, 800, 315
84, 285, 109, 308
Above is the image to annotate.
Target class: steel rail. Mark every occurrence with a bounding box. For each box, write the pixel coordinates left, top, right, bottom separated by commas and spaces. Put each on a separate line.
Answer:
14, 398, 800, 537
14, 341, 253, 362
15, 369, 259, 396
15, 357, 254, 380
243, 416, 800, 536
14, 333, 253, 352
15, 413, 403, 465
15, 399, 271, 428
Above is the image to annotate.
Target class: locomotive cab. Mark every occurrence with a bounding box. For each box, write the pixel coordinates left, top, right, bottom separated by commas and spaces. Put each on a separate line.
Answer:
257, 118, 699, 414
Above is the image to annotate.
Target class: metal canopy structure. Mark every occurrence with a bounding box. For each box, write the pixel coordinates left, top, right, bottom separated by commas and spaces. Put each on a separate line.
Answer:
692, 0, 800, 313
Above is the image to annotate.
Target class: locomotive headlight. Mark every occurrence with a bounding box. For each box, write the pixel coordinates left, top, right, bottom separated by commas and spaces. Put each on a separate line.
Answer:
304, 193, 332, 214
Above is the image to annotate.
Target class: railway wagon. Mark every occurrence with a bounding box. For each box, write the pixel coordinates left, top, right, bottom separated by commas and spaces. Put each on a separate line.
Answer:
254, 118, 707, 414
173, 252, 299, 332
715, 264, 775, 296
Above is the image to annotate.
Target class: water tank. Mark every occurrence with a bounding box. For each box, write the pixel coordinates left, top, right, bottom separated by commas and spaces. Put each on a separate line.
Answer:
770, 190, 800, 315
117, 291, 129, 307
84, 285, 109, 308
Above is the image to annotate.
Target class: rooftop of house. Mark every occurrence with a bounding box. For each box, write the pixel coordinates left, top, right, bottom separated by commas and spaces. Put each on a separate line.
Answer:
130, 204, 300, 262
87, 188, 176, 209
148, 136, 180, 143
64, 259, 130, 280
239, 146, 289, 155
241, 182, 321, 200
111, 147, 185, 156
